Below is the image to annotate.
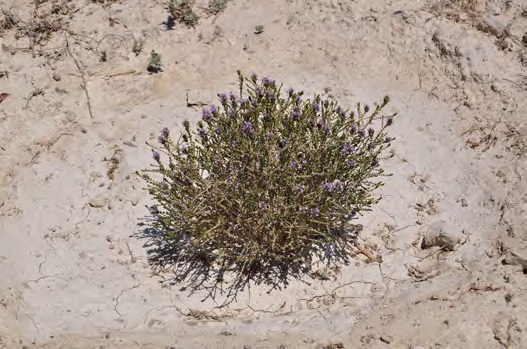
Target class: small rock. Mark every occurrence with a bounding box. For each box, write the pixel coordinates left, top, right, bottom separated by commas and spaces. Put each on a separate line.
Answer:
421, 221, 462, 251
380, 335, 393, 344
123, 141, 137, 148
89, 195, 107, 208
254, 25, 264, 34
502, 251, 527, 273
106, 236, 112, 242
460, 198, 468, 207
131, 198, 139, 206
109, 244, 115, 250
52, 73, 61, 81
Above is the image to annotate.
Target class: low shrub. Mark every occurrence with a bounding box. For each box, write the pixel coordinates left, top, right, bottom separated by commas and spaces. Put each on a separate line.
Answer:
139, 72, 396, 303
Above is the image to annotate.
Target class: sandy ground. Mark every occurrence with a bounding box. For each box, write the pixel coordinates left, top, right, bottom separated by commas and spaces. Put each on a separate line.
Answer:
1, 0, 527, 348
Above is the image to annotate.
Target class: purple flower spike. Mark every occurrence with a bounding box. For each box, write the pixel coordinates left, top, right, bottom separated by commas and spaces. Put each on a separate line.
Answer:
387, 116, 394, 126
229, 92, 237, 103
295, 96, 302, 106
162, 127, 170, 137
349, 159, 357, 168
351, 123, 358, 134
287, 87, 294, 97
255, 86, 264, 98
312, 102, 321, 114
343, 144, 355, 155
198, 127, 206, 137
202, 107, 212, 123
291, 106, 301, 119
158, 135, 167, 144
267, 131, 274, 140
210, 105, 218, 115
323, 100, 329, 108
218, 93, 228, 104
268, 91, 276, 101
263, 77, 274, 87
372, 159, 379, 167
242, 121, 254, 135
153, 150, 160, 161
323, 182, 333, 192
322, 123, 330, 134
358, 128, 366, 138
290, 161, 297, 168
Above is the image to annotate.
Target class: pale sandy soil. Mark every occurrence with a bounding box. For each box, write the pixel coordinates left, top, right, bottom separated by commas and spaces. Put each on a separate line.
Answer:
1, 0, 527, 348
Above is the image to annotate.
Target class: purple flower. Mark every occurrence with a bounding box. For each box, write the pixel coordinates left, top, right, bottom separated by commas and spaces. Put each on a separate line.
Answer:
227, 107, 234, 118
291, 106, 301, 119
349, 159, 357, 168
263, 77, 274, 87
323, 100, 329, 108
358, 128, 366, 138
368, 128, 374, 137
384, 136, 393, 143
183, 120, 190, 130
215, 126, 220, 134
372, 159, 379, 167
218, 93, 228, 104
287, 87, 294, 97
343, 144, 355, 155
242, 121, 254, 135
312, 102, 321, 114
364, 105, 370, 113
290, 161, 297, 168
322, 123, 330, 134
229, 92, 237, 103
255, 86, 264, 98
336, 106, 346, 119
295, 96, 302, 106
198, 127, 206, 137
387, 116, 394, 126
158, 135, 167, 144
310, 207, 320, 216
267, 131, 274, 140
162, 127, 170, 137
210, 105, 218, 115
153, 151, 160, 161
267, 91, 276, 101
323, 182, 333, 192
202, 107, 212, 123
351, 123, 358, 134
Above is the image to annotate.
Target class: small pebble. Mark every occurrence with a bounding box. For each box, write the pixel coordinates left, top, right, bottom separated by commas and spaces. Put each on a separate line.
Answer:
52, 73, 61, 81
88, 196, 107, 208
380, 335, 393, 344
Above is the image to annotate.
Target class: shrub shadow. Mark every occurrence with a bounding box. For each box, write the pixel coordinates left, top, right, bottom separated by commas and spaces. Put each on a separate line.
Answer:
135, 213, 362, 307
